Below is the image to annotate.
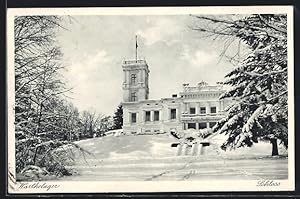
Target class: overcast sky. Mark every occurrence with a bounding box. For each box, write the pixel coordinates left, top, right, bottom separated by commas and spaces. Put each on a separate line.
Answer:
56, 15, 236, 116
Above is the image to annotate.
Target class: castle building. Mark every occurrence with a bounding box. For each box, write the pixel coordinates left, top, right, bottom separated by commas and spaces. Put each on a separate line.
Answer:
121, 58, 231, 135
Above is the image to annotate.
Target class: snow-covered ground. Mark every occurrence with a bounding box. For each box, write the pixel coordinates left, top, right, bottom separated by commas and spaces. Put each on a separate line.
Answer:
207, 133, 288, 158
60, 134, 288, 181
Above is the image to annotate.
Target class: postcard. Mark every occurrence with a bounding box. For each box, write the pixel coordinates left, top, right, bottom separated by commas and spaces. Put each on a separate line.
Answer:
7, 6, 294, 193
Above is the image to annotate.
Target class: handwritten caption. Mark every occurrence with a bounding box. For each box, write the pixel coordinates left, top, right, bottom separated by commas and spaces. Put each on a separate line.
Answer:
256, 180, 281, 187
18, 182, 60, 191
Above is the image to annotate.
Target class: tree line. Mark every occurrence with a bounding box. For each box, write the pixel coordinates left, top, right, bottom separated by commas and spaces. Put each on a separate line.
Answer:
14, 16, 123, 179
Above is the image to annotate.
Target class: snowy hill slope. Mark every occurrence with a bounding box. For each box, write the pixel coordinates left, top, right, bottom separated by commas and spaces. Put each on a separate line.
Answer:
74, 134, 179, 160
60, 134, 288, 181
73, 133, 287, 160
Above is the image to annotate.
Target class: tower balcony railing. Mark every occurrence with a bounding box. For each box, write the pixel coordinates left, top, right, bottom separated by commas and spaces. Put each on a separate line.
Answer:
123, 59, 147, 65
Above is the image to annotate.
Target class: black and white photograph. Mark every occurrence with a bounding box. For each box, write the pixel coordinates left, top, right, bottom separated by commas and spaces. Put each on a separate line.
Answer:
7, 6, 294, 193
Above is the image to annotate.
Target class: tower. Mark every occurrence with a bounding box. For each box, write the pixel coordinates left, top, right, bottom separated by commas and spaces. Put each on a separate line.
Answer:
122, 59, 149, 102
122, 36, 149, 102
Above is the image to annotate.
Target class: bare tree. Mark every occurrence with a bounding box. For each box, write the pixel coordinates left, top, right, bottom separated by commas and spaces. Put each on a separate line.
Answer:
14, 16, 85, 180
80, 110, 107, 138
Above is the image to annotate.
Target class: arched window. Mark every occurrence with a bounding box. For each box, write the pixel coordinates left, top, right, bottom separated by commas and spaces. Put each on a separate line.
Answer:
131, 74, 136, 84
131, 92, 137, 102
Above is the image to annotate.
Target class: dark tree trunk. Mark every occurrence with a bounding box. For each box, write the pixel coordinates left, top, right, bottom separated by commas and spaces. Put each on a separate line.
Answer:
33, 146, 40, 165
271, 138, 279, 156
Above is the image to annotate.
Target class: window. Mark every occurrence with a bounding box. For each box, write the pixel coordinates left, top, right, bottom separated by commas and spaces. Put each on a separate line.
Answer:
170, 109, 176, 120
190, 107, 196, 114
199, 122, 207, 129
131, 92, 137, 102
131, 113, 137, 123
131, 74, 136, 84
154, 111, 160, 121
209, 122, 217, 128
200, 107, 206, 114
187, 123, 196, 129
145, 111, 151, 122
211, 107, 217, 114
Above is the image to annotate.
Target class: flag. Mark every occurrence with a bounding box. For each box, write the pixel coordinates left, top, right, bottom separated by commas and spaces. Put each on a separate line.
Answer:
135, 35, 138, 61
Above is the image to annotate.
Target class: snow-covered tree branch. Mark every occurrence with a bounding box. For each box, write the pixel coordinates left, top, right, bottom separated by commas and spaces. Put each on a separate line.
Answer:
193, 14, 288, 156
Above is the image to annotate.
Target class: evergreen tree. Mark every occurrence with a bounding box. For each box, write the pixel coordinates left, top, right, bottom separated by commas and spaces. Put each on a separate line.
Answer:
112, 104, 123, 130
193, 14, 288, 156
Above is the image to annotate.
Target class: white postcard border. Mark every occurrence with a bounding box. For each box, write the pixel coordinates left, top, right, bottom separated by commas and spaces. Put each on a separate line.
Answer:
6, 6, 295, 193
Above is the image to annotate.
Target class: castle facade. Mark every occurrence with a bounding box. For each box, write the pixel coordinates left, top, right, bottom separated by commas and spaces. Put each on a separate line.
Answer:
121, 59, 230, 135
